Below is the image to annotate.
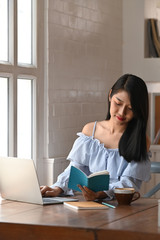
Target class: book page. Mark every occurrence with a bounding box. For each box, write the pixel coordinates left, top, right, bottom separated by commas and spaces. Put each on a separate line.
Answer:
88, 170, 109, 178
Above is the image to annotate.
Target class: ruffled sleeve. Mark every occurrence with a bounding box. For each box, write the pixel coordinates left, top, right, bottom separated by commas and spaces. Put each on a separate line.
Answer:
106, 151, 151, 182
67, 133, 109, 173
67, 133, 90, 166
104, 153, 151, 200
122, 156, 151, 182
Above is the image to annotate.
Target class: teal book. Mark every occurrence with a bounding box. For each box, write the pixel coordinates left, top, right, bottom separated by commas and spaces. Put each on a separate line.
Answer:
68, 166, 110, 192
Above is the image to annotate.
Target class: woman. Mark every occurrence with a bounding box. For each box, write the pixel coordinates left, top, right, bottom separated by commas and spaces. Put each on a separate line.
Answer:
41, 74, 151, 200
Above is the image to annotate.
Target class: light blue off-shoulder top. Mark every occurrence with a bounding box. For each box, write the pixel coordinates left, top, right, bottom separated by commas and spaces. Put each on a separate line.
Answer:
51, 121, 151, 199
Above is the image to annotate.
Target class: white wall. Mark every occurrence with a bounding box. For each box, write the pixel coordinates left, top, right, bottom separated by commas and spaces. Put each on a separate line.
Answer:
46, 0, 123, 161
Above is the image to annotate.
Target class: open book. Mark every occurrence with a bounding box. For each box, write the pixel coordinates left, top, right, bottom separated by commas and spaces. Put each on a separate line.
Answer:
68, 166, 109, 192
64, 201, 109, 210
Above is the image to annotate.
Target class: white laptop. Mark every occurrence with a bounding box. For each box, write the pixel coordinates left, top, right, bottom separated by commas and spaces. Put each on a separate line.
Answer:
0, 157, 77, 205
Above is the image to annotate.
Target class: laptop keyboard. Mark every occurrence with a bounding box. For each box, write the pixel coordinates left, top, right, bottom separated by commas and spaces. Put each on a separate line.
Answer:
43, 197, 60, 204
42, 197, 78, 204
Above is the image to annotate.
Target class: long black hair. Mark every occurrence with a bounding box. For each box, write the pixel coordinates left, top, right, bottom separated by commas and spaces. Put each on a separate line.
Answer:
106, 74, 149, 162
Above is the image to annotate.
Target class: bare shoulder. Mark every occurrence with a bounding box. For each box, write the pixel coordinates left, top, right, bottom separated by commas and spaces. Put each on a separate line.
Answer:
82, 122, 96, 136
82, 121, 107, 136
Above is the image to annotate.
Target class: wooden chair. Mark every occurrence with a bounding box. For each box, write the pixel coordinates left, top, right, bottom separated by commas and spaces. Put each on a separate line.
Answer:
143, 162, 160, 197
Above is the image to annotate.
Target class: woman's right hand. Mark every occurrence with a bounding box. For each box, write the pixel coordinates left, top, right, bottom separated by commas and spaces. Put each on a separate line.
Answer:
40, 186, 63, 197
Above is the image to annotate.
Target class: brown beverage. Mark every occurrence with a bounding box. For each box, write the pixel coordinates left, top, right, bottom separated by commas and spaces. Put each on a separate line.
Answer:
114, 188, 140, 205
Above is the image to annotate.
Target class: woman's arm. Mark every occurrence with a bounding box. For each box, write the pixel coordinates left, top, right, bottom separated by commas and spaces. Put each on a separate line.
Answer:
40, 160, 92, 197
77, 175, 142, 201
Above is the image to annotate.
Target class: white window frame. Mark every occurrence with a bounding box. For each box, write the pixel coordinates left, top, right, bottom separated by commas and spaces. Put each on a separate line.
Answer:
146, 82, 160, 144
0, 0, 45, 174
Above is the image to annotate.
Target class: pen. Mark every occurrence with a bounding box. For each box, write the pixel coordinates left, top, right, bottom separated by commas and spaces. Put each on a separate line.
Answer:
102, 202, 116, 209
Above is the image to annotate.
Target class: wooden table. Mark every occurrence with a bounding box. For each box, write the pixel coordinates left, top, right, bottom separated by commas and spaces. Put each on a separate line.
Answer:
0, 195, 159, 240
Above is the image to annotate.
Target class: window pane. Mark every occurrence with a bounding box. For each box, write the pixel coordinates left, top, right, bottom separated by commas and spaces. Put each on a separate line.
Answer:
0, 0, 8, 61
0, 77, 8, 156
17, 79, 32, 158
18, 0, 32, 64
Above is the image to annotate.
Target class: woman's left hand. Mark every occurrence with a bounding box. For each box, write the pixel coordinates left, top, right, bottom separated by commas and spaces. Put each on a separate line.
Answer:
78, 185, 97, 200
78, 185, 107, 201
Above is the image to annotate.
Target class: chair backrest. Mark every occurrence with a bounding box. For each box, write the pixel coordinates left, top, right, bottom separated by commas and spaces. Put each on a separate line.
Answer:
151, 162, 160, 173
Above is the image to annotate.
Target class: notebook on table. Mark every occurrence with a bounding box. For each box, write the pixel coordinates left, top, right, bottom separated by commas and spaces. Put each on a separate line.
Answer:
0, 157, 78, 205
64, 201, 109, 210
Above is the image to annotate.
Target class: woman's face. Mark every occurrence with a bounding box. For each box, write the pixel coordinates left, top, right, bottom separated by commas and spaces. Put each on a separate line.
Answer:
109, 90, 134, 126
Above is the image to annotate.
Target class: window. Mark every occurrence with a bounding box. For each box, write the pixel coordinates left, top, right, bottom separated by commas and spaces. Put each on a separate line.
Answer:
0, 77, 8, 156
0, 0, 45, 165
17, 79, 33, 158
0, 0, 8, 61
18, 0, 34, 64
147, 82, 160, 145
